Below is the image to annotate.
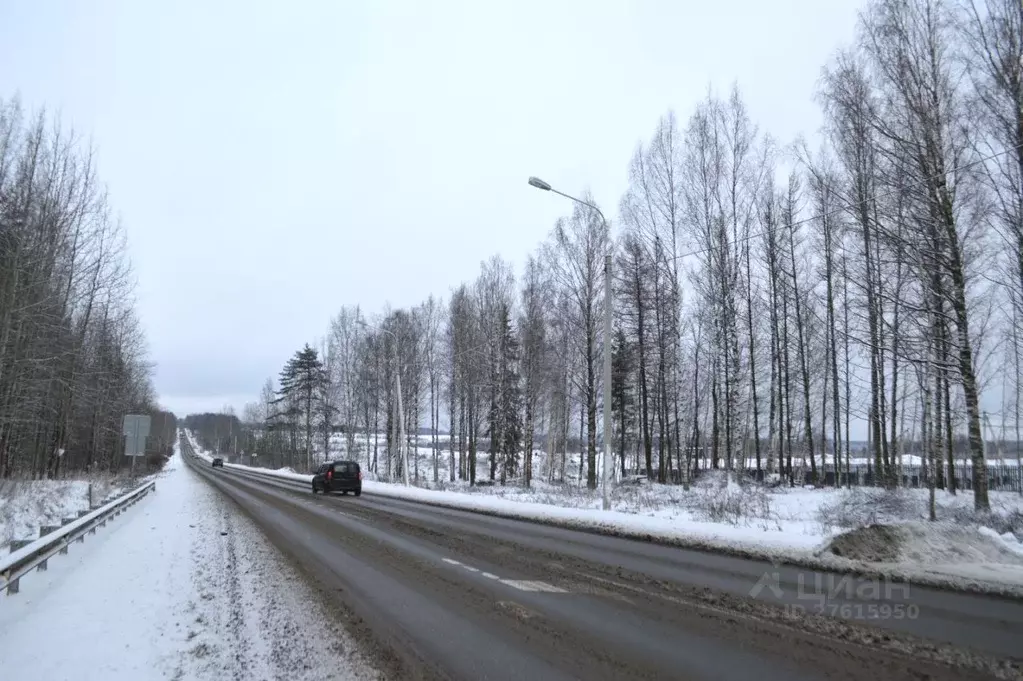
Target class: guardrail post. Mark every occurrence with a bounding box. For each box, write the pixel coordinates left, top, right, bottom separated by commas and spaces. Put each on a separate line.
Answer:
9, 539, 31, 553
60, 519, 74, 553
37, 526, 60, 567
5, 539, 32, 586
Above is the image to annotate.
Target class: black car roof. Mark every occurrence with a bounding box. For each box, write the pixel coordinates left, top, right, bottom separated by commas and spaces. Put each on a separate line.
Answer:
331, 460, 359, 466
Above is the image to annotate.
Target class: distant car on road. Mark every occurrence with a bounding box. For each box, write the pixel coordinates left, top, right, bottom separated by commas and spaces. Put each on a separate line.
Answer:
312, 460, 362, 496
212, 457, 224, 468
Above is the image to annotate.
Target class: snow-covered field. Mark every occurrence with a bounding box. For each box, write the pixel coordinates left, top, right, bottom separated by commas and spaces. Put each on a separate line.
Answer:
0, 477, 132, 552
0, 441, 381, 681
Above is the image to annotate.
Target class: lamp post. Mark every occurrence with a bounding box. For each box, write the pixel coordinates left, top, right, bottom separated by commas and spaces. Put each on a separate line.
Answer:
360, 321, 409, 486
528, 176, 613, 511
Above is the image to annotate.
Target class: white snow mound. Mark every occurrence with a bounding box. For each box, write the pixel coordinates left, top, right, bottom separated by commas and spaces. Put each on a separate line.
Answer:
821, 521, 1023, 567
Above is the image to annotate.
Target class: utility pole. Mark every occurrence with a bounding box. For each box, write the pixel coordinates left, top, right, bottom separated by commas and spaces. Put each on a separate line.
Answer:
602, 252, 612, 510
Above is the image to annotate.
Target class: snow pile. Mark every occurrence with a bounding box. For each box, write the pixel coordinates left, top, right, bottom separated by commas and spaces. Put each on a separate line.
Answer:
900, 522, 1023, 565
978, 526, 1023, 558
822, 524, 902, 563
820, 521, 1023, 588
821, 522, 1023, 564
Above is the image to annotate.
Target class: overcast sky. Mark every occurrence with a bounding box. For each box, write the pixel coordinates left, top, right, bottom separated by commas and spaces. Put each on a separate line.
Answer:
0, 0, 863, 418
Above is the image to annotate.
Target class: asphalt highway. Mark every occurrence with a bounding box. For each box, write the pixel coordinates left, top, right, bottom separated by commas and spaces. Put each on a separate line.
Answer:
182, 444, 1023, 681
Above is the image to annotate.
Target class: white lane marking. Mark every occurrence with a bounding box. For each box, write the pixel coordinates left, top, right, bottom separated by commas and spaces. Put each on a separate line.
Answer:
500, 580, 568, 593
442, 557, 568, 593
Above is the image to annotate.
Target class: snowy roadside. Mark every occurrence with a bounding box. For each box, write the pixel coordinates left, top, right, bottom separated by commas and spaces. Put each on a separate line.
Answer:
0, 448, 383, 681
207, 438, 1023, 596
0, 477, 139, 552
359, 477, 1023, 595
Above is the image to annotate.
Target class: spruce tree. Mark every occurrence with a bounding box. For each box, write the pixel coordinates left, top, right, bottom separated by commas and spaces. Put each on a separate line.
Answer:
276, 344, 326, 470
498, 305, 523, 485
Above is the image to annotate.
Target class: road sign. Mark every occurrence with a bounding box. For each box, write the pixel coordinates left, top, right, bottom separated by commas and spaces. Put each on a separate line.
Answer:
122, 414, 151, 457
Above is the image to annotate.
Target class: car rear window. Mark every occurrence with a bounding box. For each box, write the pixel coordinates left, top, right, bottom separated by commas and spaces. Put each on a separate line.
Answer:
333, 462, 358, 474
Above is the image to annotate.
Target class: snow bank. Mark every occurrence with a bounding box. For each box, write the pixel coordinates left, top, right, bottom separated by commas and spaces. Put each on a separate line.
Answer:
363, 479, 820, 551
224, 462, 312, 484
184, 429, 213, 462
0, 477, 136, 552
978, 526, 1023, 558
822, 521, 1023, 565
0, 481, 91, 550
221, 453, 1023, 595
363, 481, 1023, 594
819, 522, 1023, 590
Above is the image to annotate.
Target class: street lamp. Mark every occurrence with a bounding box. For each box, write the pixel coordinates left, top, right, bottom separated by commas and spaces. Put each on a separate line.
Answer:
528, 176, 613, 511
527, 176, 552, 191
359, 321, 410, 486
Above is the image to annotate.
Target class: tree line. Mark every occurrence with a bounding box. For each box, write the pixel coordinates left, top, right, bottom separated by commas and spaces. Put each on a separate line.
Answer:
0, 96, 169, 478
240, 0, 1020, 512
183, 411, 243, 457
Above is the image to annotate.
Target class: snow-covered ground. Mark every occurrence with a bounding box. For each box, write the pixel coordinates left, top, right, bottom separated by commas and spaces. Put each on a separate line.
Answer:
209, 426, 1023, 594
0, 443, 382, 681
0, 477, 132, 552
359, 475, 1023, 589
195, 429, 1023, 592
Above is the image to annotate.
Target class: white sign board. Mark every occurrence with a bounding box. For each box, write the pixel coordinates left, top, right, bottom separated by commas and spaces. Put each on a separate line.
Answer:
122, 414, 151, 457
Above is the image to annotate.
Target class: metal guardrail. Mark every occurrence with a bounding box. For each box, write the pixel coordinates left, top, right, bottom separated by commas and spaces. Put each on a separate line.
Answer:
0, 479, 156, 596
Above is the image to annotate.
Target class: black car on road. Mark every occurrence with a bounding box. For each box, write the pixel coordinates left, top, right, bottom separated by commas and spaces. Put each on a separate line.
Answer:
312, 460, 362, 496
212, 457, 224, 468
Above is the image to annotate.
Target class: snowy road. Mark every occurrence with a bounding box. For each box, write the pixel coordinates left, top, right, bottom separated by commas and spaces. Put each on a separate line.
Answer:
0, 453, 381, 681
183, 444, 1023, 681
